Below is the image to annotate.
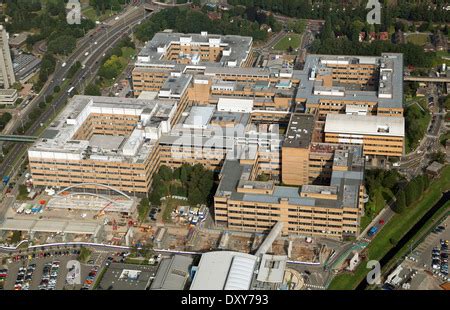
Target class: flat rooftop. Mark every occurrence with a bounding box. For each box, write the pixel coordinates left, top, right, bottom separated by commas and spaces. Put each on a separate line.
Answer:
216, 144, 364, 210
89, 135, 125, 151
137, 31, 253, 68
150, 255, 193, 290
324, 114, 405, 137
295, 53, 404, 109
28, 96, 177, 164
283, 114, 315, 148
97, 263, 158, 290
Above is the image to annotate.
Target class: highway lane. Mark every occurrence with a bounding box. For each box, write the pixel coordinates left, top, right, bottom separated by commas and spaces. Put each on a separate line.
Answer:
0, 6, 153, 178
2, 6, 147, 138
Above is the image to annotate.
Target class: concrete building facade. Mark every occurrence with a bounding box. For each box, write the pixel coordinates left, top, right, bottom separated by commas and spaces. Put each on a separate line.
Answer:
0, 25, 16, 90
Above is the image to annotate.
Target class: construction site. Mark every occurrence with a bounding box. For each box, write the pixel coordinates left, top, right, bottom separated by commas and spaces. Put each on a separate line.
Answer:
153, 225, 334, 264
0, 190, 146, 245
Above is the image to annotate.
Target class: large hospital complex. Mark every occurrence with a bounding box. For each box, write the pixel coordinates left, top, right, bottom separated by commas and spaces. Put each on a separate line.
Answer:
28, 31, 405, 239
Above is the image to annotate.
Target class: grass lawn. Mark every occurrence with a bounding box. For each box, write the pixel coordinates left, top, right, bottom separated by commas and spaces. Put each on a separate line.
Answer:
273, 34, 302, 51
78, 247, 92, 263
124, 257, 150, 265
377, 202, 450, 284
405, 99, 431, 153
82, 6, 116, 22
406, 33, 430, 46
360, 187, 394, 232
328, 165, 450, 290
432, 51, 450, 67
121, 47, 136, 60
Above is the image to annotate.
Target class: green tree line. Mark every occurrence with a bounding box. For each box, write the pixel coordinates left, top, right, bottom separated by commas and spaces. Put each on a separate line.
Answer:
148, 164, 215, 208
134, 6, 278, 43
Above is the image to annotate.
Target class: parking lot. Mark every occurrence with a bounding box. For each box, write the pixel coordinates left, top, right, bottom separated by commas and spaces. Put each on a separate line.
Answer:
1, 250, 102, 290
411, 219, 449, 279
394, 216, 450, 288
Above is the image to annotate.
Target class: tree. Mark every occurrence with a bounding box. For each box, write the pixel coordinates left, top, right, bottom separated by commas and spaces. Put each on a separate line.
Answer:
179, 164, 190, 184
149, 190, 161, 206
321, 15, 335, 41
381, 171, 399, 190
429, 151, 446, 164
445, 95, 450, 110
137, 197, 150, 222
47, 35, 76, 55
188, 187, 203, 207
288, 19, 306, 34
393, 190, 406, 214
158, 165, 173, 181
53, 85, 61, 93
0, 112, 12, 130
84, 84, 101, 96
405, 181, 419, 207
413, 177, 424, 197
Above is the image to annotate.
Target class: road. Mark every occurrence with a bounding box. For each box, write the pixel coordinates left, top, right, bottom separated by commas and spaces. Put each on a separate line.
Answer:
398, 87, 445, 178
0, 5, 155, 179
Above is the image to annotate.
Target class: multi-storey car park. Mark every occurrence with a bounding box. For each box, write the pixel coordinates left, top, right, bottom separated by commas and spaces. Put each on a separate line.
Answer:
27, 31, 406, 239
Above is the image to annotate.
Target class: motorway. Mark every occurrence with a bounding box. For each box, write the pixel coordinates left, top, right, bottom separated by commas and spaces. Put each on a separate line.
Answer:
0, 5, 155, 179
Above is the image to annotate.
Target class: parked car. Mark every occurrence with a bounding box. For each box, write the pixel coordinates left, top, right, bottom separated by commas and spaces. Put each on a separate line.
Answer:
367, 226, 379, 237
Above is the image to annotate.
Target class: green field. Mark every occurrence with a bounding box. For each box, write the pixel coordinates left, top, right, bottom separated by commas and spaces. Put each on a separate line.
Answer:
328, 165, 450, 290
378, 205, 450, 285
273, 34, 302, 51
406, 33, 430, 46
405, 98, 431, 153
432, 50, 450, 67
82, 6, 116, 22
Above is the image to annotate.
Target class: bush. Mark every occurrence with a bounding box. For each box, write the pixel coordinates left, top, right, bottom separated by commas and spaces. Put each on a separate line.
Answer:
84, 84, 101, 96
78, 247, 92, 263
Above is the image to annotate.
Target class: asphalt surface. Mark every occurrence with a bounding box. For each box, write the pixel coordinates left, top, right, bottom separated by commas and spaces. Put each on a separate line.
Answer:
3, 254, 91, 290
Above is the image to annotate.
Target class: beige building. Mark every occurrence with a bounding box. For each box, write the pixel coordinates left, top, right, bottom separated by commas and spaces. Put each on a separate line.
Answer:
324, 114, 405, 157
28, 96, 177, 194
214, 144, 365, 239
0, 25, 16, 90
29, 32, 410, 240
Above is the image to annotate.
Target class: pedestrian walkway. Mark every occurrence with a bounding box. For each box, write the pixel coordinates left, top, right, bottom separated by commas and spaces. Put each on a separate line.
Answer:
304, 283, 325, 290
